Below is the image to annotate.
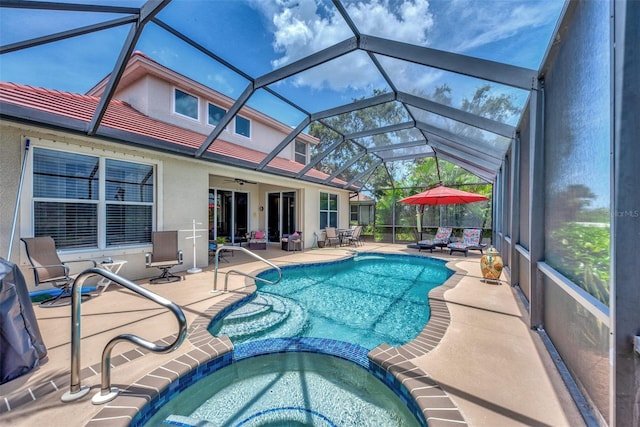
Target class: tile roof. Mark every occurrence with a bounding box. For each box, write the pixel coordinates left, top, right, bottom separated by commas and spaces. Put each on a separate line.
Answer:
0, 81, 341, 185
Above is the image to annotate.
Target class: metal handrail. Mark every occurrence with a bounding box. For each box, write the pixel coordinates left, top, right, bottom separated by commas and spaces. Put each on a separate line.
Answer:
61, 267, 187, 405
212, 245, 282, 292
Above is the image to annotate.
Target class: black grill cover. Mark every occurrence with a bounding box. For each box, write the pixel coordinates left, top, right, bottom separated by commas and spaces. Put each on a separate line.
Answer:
0, 257, 47, 384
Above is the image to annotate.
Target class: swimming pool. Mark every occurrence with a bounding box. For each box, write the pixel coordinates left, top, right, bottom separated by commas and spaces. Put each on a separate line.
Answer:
141, 347, 422, 427
137, 253, 453, 427
210, 253, 453, 349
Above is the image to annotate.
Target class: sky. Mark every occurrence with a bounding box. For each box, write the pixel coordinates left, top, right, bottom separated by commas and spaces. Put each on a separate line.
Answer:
3, 0, 611, 208
0, 0, 566, 127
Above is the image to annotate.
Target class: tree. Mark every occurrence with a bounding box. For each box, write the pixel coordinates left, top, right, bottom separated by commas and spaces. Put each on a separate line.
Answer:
547, 184, 596, 228
308, 83, 519, 240
308, 89, 408, 189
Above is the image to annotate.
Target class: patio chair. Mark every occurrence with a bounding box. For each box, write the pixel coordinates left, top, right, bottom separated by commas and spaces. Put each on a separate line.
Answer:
145, 231, 183, 283
448, 228, 482, 257
417, 227, 452, 253
281, 231, 303, 252
345, 225, 363, 247
21, 236, 96, 307
248, 230, 267, 250
324, 227, 341, 247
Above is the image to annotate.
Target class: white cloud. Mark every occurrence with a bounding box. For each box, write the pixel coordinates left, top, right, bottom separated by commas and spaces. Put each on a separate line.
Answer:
347, 0, 433, 45
437, 0, 562, 54
258, 0, 435, 92
251, 0, 561, 95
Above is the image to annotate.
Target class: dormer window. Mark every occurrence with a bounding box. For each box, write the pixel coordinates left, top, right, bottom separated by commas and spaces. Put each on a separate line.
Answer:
295, 140, 307, 164
208, 103, 226, 127
235, 115, 251, 138
174, 88, 198, 120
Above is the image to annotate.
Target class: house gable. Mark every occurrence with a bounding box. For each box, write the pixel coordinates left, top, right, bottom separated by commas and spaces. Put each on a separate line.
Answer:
86, 52, 318, 162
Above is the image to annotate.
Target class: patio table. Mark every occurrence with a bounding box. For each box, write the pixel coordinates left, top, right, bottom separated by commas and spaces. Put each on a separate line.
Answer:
96, 260, 127, 293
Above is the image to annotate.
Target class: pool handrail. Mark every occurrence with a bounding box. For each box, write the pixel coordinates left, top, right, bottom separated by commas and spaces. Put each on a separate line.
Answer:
61, 267, 187, 405
212, 245, 282, 292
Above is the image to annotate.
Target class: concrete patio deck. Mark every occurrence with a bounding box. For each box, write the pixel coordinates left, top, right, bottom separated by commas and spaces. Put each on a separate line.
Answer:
0, 243, 585, 426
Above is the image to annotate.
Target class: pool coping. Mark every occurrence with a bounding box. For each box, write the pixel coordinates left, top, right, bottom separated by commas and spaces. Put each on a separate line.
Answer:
81, 253, 468, 426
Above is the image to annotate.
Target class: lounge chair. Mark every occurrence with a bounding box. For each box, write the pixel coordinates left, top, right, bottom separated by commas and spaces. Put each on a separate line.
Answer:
417, 227, 452, 253
281, 231, 303, 251
21, 236, 96, 307
145, 231, 183, 283
448, 228, 483, 257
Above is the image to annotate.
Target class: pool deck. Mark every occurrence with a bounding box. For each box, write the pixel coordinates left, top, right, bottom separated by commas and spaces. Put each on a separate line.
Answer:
0, 243, 585, 427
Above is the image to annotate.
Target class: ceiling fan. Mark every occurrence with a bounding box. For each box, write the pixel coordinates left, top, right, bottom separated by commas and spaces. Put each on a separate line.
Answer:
224, 178, 257, 185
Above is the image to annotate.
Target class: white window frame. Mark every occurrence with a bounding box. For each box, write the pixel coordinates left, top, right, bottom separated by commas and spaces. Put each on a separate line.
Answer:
207, 103, 228, 129
173, 88, 199, 121
319, 192, 338, 229
294, 140, 307, 164
234, 115, 251, 138
21, 138, 159, 254
350, 204, 358, 223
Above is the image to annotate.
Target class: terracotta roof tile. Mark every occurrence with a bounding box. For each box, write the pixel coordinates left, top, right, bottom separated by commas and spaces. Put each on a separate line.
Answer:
0, 82, 346, 185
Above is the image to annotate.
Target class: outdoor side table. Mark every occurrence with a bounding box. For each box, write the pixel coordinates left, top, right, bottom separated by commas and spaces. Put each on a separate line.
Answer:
97, 260, 127, 293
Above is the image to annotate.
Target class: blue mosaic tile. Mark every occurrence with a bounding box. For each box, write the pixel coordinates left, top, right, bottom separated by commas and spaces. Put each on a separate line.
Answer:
131, 338, 427, 427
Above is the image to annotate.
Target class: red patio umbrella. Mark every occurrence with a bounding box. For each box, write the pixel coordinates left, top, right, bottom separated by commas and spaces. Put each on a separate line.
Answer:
400, 184, 489, 234
398, 184, 488, 205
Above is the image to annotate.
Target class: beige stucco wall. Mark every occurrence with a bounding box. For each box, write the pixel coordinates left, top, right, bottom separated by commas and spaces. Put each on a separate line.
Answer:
117, 75, 298, 160
0, 124, 24, 263
0, 119, 350, 293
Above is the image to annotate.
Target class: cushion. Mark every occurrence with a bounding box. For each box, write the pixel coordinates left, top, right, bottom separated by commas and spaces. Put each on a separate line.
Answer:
433, 227, 452, 244
254, 231, 265, 239
462, 229, 481, 246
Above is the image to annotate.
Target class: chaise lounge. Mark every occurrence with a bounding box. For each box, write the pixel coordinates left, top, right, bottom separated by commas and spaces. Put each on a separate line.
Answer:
417, 227, 452, 253
447, 228, 484, 257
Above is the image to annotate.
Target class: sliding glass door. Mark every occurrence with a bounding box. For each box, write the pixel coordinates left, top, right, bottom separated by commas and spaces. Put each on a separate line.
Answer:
209, 189, 248, 245
267, 191, 296, 243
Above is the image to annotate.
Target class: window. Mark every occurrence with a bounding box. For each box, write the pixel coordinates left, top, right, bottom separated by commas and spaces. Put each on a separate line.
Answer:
295, 140, 307, 164
174, 88, 198, 120
33, 148, 99, 249
105, 159, 154, 246
359, 205, 374, 225
320, 192, 338, 229
208, 103, 226, 127
235, 115, 251, 138
350, 204, 374, 225
350, 204, 358, 223
32, 147, 154, 250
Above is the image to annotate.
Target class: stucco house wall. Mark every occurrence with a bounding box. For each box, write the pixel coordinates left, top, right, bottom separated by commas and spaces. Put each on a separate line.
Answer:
0, 52, 348, 293
0, 120, 350, 292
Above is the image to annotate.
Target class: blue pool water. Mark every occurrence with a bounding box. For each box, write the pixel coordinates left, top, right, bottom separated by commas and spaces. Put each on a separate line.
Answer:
210, 253, 453, 349
141, 350, 421, 427
138, 253, 452, 427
